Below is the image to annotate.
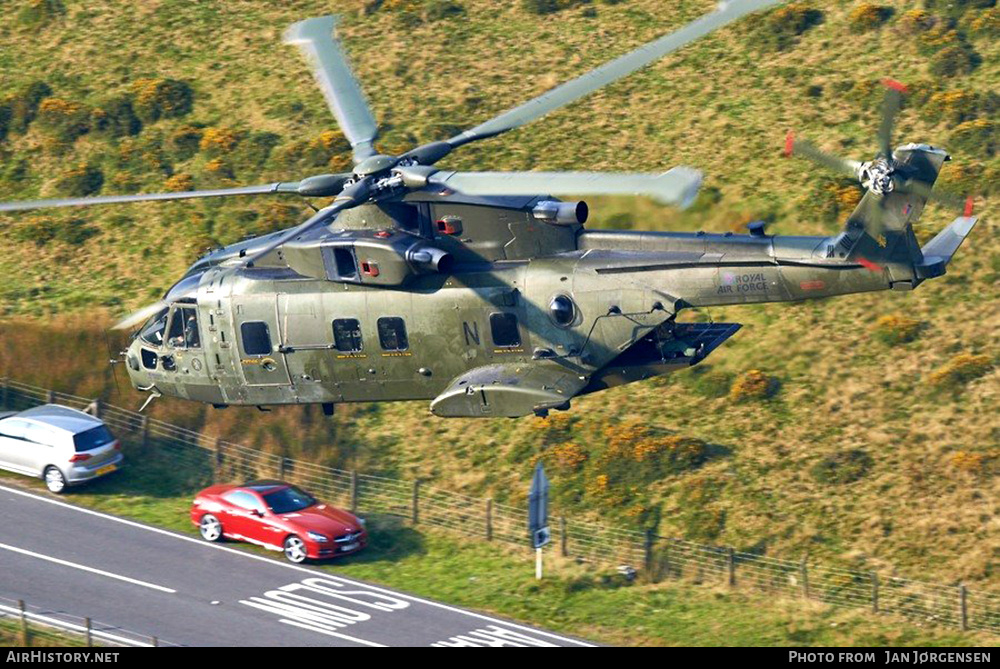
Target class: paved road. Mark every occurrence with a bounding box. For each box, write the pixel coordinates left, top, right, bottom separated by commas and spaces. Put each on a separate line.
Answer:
0, 484, 594, 647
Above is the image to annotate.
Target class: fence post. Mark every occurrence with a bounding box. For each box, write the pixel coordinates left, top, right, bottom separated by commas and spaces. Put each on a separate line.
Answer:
278, 456, 287, 480
960, 584, 968, 631
485, 498, 493, 541
214, 438, 224, 482
84, 617, 92, 647
46, 389, 55, 404
151, 636, 159, 648
727, 547, 736, 587
1, 377, 8, 407
17, 599, 28, 647
350, 470, 358, 513
411, 480, 420, 525
800, 557, 809, 600
140, 415, 149, 450
871, 572, 879, 614
644, 530, 654, 576
560, 517, 568, 558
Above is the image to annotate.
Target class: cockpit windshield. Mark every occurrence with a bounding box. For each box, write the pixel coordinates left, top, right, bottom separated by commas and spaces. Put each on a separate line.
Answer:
138, 308, 169, 346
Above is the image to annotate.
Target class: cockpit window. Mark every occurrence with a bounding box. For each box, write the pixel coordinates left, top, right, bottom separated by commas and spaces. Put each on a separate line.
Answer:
139, 308, 169, 346
167, 306, 201, 349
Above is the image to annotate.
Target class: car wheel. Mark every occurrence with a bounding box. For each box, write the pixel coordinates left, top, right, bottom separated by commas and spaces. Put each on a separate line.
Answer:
44, 467, 66, 494
199, 514, 223, 542
283, 535, 307, 563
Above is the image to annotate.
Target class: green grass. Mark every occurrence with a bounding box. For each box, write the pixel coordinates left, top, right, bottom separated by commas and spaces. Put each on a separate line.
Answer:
0, 618, 97, 648
0, 459, 992, 647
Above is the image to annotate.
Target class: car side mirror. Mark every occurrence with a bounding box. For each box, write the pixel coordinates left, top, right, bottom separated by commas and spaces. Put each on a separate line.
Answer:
253, 509, 264, 517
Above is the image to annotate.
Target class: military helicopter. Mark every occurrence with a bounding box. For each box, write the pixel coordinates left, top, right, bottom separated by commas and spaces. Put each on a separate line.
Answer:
0, 0, 978, 418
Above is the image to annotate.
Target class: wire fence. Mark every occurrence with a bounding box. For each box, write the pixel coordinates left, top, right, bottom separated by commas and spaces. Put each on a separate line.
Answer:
0, 596, 170, 647
1, 377, 998, 637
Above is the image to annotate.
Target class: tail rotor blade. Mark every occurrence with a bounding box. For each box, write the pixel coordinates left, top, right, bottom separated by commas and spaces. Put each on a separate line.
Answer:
878, 79, 907, 160
785, 132, 861, 178
896, 178, 970, 213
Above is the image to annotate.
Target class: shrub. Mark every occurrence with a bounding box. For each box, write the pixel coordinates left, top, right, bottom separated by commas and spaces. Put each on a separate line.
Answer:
198, 127, 240, 156
10, 216, 57, 246
276, 131, 352, 171
130, 78, 194, 123
0, 103, 10, 142
745, 3, 823, 51
811, 449, 873, 484
90, 96, 141, 138
203, 158, 235, 186
17, 0, 65, 28
53, 163, 103, 197
688, 367, 733, 399
52, 218, 98, 245
950, 119, 997, 156
601, 422, 711, 479
949, 450, 990, 475
424, 0, 464, 21
4, 81, 53, 134
542, 442, 588, 472
163, 173, 194, 192
36, 98, 91, 142
928, 353, 993, 389
929, 43, 980, 77
167, 125, 204, 160
259, 202, 303, 232
235, 131, 281, 170
897, 9, 937, 34
928, 89, 980, 124
873, 314, 922, 345
970, 7, 1000, 36
848, 4, 892, 32
729, 369, 779, 402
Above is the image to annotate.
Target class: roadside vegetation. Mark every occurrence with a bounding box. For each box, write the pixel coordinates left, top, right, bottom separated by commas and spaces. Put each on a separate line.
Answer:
0, 0, 999, 644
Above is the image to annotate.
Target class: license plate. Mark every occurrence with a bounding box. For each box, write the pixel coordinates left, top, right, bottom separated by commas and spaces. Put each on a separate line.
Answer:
340, 542, 359, 552
96, 464, 117, 476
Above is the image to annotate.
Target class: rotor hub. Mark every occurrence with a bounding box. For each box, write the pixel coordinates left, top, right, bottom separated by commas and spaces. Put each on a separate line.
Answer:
859, 158, 895, 195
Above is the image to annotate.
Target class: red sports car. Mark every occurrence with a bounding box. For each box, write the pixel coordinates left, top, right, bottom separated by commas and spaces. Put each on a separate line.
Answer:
190, 480, 367, 563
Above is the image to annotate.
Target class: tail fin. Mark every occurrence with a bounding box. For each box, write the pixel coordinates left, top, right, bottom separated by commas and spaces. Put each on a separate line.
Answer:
914, 215, 978, 279
842, 144, 950, 260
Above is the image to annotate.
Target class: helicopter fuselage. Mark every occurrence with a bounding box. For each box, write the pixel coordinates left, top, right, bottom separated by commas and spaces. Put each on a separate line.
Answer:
122, 193, 910, 418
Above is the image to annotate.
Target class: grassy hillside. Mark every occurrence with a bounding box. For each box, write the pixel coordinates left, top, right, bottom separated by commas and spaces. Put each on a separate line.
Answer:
1, 0, 999, 605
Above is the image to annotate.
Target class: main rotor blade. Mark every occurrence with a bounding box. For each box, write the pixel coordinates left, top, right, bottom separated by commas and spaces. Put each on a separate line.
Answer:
427, 167, 703, 208
440, 0, 784, 154
285, 16, 379, 164
243, 179, 370, 267
0, 183, 302, 213
112, 300, 170, 332
785, 133, 861, 178
878, 79, 906, 160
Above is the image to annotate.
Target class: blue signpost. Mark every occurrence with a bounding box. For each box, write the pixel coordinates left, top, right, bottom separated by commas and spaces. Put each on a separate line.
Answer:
528, 462, 550, 579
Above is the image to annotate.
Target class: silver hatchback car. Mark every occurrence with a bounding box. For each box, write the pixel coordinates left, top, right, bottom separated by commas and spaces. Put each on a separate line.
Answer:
0, 404, 124, 493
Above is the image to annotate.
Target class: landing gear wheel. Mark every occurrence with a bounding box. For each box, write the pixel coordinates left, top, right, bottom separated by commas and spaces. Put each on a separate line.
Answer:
44, 467, 66, 494
199, 514, 223, 542
283, 535, 307, 563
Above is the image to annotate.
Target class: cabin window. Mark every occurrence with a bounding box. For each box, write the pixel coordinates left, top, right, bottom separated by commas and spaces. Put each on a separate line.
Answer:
139, 308, 168, 346
240, 321, 272, 356
377, 317, 409, 351
333, 318, 363, 352
490, 312, 521, 348
140, 348, 158, 370
167, 306, 201, 349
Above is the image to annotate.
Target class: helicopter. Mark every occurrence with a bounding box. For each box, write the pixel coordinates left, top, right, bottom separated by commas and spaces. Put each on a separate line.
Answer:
0, 0, 978, 419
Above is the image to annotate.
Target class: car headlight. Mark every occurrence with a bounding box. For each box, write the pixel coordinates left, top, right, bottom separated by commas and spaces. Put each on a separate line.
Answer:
307, 531, 329, 543
357, 518, 366, 528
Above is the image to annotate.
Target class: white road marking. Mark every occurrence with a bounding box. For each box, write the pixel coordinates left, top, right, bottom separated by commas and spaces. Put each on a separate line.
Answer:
0, 541, 176, 594
0, 484, 595, 646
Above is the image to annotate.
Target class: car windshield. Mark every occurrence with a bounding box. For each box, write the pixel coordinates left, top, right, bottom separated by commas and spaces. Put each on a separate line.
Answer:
263, 486, 316, 514
73, 425, 115, 452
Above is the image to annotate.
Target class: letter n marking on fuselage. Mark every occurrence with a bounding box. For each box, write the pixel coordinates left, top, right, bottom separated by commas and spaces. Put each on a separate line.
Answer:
463, 321, 480, 346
